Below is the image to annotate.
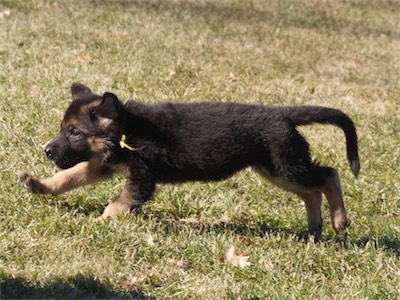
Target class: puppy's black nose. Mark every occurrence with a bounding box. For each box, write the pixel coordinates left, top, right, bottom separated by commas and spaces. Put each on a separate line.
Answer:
44, 146, 53, 158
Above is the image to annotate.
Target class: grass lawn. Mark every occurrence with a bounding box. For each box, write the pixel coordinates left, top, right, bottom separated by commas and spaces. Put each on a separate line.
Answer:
0, 0, 399, 298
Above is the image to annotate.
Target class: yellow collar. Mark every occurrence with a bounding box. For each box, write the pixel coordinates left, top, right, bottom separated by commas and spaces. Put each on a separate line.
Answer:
119, 134, 137, 151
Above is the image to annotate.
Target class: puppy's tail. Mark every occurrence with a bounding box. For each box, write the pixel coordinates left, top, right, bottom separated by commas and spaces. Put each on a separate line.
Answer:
283, 106, 360, 177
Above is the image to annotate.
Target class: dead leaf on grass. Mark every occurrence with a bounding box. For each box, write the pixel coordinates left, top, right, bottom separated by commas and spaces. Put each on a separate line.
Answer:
168, 70, 177, 79
77, 52, 92, 64
258, 257, 276, 271
0, 9, 11, 20
168, 258, 188, 271
146, 234, 155, 246
307, 84, 316, 94
228, 72, 238, 82
78, 43, 87, 51
180, 217, 200, 224
118, 30, 129, 38
225, 245, 251, 268
122, 274, 146, 290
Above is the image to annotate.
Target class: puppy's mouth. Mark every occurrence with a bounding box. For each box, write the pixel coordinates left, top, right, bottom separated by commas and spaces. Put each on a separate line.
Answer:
54, 156, 86, 170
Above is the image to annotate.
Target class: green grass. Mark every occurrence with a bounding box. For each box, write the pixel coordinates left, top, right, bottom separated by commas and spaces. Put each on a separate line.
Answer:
1, 0, 399, 298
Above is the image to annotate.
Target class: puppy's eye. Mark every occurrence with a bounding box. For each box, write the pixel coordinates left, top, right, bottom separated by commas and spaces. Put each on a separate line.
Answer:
69, 126, 81, 137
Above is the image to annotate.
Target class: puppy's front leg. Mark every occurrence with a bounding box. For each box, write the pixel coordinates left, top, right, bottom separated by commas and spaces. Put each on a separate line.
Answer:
97, 178, 155, 221
97, 186, 136, 221
19, 161, 113, 195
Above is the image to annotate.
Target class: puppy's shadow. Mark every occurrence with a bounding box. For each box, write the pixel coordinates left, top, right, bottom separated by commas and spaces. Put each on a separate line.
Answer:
347, 235, 400, 257
55, 200, 400, 256
142, 212, 309, 241
144, 212, 400, 257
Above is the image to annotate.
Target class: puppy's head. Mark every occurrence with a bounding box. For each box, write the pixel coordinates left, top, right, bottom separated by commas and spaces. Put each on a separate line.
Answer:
45, 83, 123, 169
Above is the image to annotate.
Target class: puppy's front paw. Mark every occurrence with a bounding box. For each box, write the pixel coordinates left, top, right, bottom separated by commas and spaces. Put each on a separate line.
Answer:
18, 171, 46, 194
94, 215, 106, 223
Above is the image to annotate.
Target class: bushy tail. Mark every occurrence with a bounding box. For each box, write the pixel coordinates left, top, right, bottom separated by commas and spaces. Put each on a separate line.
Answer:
282, 106, 360, 177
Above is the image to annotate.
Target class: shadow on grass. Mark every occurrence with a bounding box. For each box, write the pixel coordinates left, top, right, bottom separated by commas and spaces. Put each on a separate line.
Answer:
203, 220, 399, 257
0, 274, 152, 300
51, 197, 400, 257
329, 234, 400, 257
144, 212, 400, 256
215, 220, 400, 256
144, 212, 310, 241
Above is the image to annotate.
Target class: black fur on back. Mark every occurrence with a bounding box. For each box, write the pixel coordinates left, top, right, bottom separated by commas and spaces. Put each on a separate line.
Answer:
115, 101, 360, 188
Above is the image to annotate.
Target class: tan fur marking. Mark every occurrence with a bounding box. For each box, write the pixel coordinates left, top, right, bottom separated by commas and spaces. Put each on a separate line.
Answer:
84, 99, 102, 111
254, 165, 348, 235
297, 191, 323, 239
88, 137, 106, 153
96, 117, 113, 128
81, 100, 113, 129
319, 169, 348, 234
97, 185, 139, 221
253, 166, 307, 194
61, 119, 79, 130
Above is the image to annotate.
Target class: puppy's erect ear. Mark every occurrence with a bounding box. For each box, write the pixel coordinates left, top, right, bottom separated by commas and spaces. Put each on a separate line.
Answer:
91, 92, 121, 121
71, 82, 93, 101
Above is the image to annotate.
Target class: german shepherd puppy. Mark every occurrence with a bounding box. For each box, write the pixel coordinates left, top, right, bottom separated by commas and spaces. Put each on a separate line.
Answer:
19, 83, 360, 239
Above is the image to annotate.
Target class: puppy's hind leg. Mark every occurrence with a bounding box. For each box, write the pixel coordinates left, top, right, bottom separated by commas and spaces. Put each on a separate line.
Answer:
254, 166, 324, 240
296, 190, 323, 241
318, 167, 348, 235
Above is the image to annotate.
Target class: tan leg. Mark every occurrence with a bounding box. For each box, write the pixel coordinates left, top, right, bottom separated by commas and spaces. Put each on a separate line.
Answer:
298, 191, 323, 240
320, 168, 348, 234
254, 165, 324, 238
96, 185, 141, 221
19, 161, 113, 195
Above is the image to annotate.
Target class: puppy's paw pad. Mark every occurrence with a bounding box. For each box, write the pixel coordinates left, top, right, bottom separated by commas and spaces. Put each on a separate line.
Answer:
18, 171, 35, 191
18, 171, 45, 194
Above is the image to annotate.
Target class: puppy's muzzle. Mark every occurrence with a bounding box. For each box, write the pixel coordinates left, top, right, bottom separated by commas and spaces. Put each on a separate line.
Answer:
45, 145, 54, 159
